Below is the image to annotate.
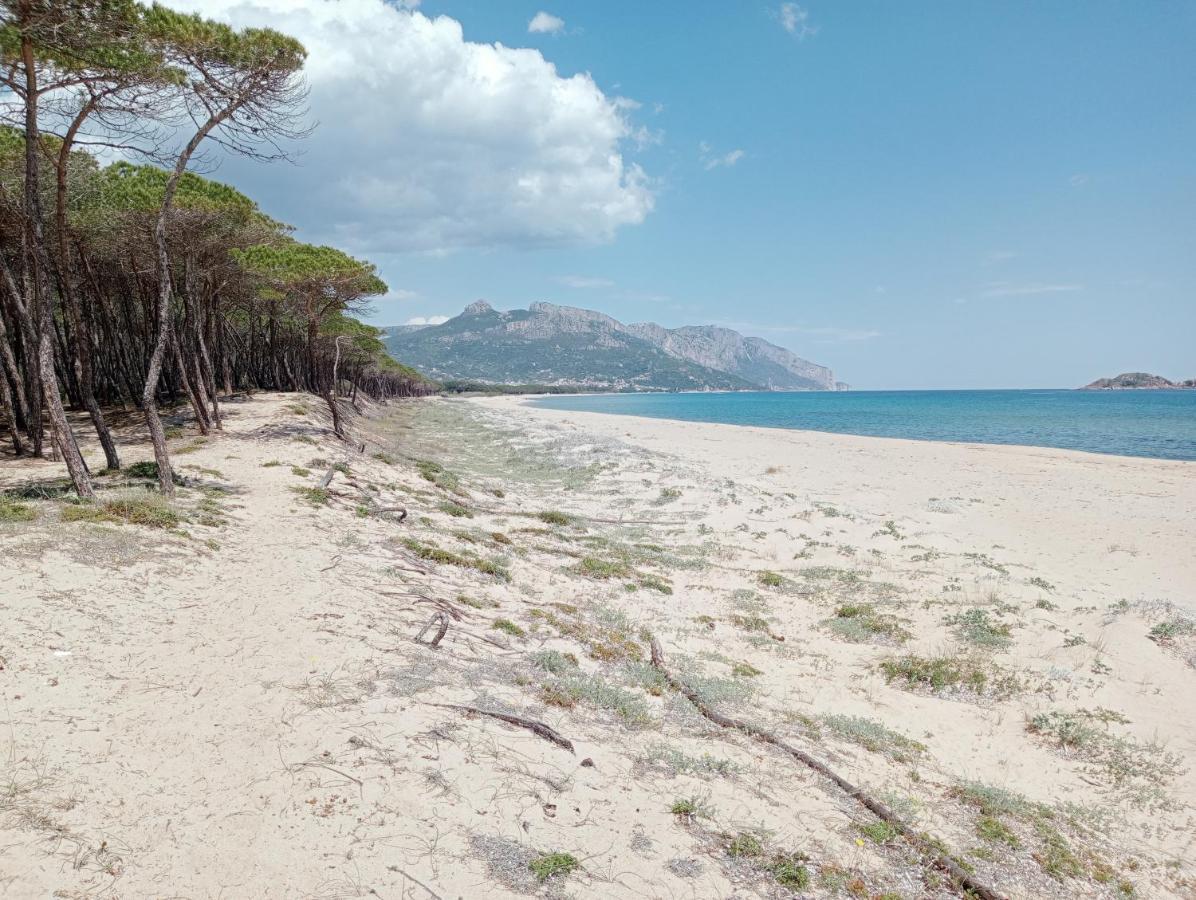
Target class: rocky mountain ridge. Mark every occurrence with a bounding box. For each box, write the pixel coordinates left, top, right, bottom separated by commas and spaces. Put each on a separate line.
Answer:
383, 301, 845, 391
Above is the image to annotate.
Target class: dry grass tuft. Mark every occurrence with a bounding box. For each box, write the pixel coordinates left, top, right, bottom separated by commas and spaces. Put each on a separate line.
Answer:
60, 490, 181, 529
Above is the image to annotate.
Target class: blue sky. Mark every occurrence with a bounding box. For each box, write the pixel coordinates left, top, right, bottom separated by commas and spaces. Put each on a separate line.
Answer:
182, 1, 1195, 389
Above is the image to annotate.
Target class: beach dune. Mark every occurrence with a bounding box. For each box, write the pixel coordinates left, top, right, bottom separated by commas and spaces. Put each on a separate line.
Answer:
1, 392, 1192, 898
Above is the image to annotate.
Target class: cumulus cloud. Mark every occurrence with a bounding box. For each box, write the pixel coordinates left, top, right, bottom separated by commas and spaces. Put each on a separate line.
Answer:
527, 11, 565, 34
777, 3, 818, 40
166, 0, 654, 254
404, 315, 449, 326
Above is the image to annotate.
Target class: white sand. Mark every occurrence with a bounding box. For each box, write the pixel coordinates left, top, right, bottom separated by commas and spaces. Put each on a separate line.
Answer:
1, 393, 1192, 898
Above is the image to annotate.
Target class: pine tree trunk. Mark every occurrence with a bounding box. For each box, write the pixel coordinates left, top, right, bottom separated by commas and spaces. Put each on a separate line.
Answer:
142, 108, 234, 497
56, 121, 119, 470
20, 29, 93, 498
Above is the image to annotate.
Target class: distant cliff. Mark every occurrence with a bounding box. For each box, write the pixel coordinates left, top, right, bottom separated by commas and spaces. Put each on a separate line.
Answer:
624, 322, 836, 391
382, 301, 845, 392
1081, 372, 1196, 390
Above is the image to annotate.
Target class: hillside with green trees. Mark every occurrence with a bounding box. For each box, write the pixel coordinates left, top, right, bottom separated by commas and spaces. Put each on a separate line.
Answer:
0, 0, 433, 501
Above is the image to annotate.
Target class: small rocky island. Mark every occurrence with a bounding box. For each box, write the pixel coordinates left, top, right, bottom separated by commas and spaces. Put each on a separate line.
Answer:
1082, 372, 1196, 390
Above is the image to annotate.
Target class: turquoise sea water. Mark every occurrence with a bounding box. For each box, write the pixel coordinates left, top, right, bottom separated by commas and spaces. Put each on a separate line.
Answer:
530, 390, 1196, 461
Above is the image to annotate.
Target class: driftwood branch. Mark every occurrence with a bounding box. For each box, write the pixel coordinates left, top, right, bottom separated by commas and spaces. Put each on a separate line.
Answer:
389, 868, 442, 900
411, 594, 465, 621
415, 611, 450, 648
647, 637, 1005, 900
429, 703, 575, 753
318, 467, 336, 489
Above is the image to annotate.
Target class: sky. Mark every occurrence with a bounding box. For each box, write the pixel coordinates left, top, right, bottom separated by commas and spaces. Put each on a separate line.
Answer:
169, 0, 1195, 389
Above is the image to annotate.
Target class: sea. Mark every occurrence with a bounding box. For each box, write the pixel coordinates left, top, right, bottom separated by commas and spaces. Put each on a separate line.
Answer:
529, 389, 1196, 461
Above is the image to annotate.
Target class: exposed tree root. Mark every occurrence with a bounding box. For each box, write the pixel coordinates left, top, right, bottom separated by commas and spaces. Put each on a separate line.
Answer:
429, 703, 575, 753
648, 636, 1005, 900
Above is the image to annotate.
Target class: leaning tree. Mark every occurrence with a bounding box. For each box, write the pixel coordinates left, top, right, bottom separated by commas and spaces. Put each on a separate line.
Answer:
137, 5, 307, 496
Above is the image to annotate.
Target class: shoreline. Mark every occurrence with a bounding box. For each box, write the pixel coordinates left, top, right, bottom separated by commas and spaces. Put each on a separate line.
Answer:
476, 393, 1196, 618
493, 393, 1196, 467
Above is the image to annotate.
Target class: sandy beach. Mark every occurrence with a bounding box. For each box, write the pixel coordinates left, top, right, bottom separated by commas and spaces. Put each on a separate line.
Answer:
1, 392, 1193, 898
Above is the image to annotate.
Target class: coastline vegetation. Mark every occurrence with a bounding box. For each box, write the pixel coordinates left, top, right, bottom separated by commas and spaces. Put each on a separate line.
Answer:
0, 1, 434, 503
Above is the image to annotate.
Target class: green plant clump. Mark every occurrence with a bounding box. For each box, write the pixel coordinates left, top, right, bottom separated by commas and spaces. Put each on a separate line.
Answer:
438, 501, 473, 518
769, 854, 811, 891
546, 672, 653, 727
731, 661, 762, 678
944, 608, 1014, 650
62, 492, 180, 529
415, 459, 461, 492
492, 618, 525, 637
758, 570, 784, 588
670, 797, 709, 821
977, 815, 1020, 847
578, 556, 632, 579
825, 603, 910, 644
291, 486, 330, 506
858, 820, 900, 844
821, 714, 925, 760
531, 649, 579, 674
529, 852, 579, 883
125, 460, 160, 479
0, 496, 37, 523
879, 654, 1018, 697
727, 831, 763, 858
1148, 618, 1195, 643
401, 538, 510, 580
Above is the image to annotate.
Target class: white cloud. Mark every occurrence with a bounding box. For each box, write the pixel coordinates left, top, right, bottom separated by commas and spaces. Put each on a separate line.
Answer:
980, 282, 1083, 298
708, 149, 744, 170
527, 11, 565, 34
165, 0, 654, 254
558, 275, 614, 289
1069, 173, 1090, 187
777, 3, 818, 40
699, 142, 745, 170
404, 315, 449, 326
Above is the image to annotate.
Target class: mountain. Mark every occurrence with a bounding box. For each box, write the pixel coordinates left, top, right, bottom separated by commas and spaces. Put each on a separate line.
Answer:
381, 300, 844, 391
1081, 372, 1196, 390
625, 322, 834, 391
